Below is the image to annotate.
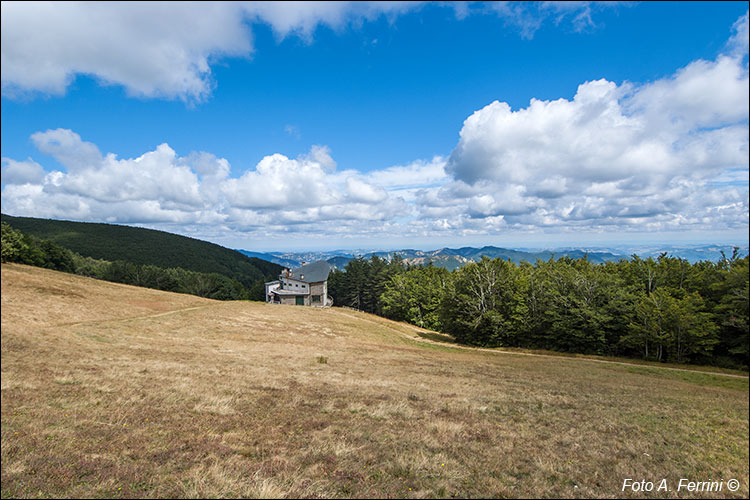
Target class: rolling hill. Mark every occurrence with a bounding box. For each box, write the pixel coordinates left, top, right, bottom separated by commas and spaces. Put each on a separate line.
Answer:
2, 263, 747, 499
1, 214, 282, 286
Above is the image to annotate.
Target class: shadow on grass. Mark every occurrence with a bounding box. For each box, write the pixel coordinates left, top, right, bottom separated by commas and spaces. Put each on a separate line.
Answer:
416, 331, 456, 344
415, 328, 748, 386
619, 365, 750, 391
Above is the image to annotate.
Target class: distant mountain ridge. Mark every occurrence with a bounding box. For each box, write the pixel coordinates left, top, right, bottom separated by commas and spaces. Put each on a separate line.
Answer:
238, 246, 625, 271
365, 246, 625, 270
241, 244, 748, 271
2, 214, 282, 286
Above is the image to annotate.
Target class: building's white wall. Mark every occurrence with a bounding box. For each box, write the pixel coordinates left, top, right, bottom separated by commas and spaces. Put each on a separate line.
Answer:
281, 277, 310, 293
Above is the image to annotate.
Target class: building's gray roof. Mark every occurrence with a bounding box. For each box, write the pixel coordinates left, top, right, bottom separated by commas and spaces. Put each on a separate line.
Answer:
287, 260, 332, 283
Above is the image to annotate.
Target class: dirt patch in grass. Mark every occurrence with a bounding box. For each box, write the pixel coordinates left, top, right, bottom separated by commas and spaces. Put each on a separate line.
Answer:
2, 263, 748, 498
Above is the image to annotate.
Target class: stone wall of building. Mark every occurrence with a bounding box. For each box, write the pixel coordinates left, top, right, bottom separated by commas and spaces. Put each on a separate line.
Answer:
279, 295, 297, 306
309, 281, 326, 306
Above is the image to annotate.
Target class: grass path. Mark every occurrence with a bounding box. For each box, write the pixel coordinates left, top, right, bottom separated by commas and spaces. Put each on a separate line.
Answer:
54, 304, 217, 327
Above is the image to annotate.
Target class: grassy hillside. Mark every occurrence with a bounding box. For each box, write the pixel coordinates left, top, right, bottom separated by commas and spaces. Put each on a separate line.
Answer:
1, 214, 282, 286
1, 263, 748, 499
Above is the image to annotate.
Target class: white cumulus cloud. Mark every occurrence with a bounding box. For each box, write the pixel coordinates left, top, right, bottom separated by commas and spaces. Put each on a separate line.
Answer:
1, 134, 411, 233
0, 1, 425, 102
2, 10, 748, 245
222, 152, 339, 209
1, 2, 253, 102
1, 158, 46, 185
1, 1, 632, 102
442, 19, 749, 234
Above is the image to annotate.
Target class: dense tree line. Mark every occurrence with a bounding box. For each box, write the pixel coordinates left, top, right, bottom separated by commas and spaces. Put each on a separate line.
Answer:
1, 222, 272, 301
329, 251, 749, 369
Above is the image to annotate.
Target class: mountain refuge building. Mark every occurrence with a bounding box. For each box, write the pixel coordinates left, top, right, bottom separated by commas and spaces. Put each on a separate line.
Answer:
265, 260, 333, 307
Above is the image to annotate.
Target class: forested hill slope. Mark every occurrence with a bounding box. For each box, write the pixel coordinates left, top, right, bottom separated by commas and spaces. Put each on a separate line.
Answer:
1, 214, 281, 286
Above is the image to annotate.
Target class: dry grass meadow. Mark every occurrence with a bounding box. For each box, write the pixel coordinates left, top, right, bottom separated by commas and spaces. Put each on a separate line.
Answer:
1, 263, 748, 498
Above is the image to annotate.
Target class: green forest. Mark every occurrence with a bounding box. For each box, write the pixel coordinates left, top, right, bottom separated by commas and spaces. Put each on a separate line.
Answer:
1, 221, 279, 301
0, 214, 281, 288
328, 252, 749, 370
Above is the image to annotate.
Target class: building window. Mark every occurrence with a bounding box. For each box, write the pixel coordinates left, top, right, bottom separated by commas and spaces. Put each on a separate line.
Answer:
312, 295, 321, 303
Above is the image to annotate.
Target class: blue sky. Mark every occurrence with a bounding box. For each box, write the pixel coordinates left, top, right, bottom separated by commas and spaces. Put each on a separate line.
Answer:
1, 1, 748, 251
